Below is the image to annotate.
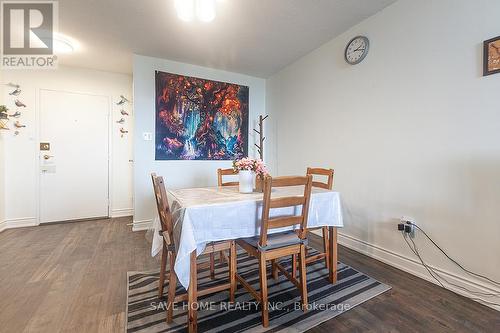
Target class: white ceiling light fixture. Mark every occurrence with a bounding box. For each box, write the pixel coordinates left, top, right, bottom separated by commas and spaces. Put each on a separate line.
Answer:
53, 33, 78, 54
175, 0, 216, 23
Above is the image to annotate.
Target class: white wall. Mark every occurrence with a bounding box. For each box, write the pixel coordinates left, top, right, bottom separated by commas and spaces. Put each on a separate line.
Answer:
0, 75, 4, 229
0, 66, 133, 230
0, 121, 4, 230
133, 54, 270, 230
267, 0, 500, 309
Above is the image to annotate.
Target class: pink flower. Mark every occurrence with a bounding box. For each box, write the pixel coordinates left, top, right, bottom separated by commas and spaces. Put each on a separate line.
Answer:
233, 157, 269, 176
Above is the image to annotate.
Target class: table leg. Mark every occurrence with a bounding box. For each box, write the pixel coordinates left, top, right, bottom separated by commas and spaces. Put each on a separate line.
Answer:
329, 227, 338, 284
188, 250, 198, 333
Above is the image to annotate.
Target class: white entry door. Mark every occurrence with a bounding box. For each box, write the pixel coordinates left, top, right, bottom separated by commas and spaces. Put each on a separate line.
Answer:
39, 89, 110, 223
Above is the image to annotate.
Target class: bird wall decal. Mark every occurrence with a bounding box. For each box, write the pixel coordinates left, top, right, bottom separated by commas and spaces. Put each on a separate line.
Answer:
9, 111, 21, 118
120, 127, 129, 138
15, 99, 27, 107
116, 95, 130, 106
14, 121, 26, 128
116, 118, 125, 124
120, 109, 129, 116
9, 88, 21, 96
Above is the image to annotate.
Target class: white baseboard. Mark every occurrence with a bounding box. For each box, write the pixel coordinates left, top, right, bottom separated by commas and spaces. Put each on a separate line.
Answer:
337, 232, 500, 311
132, 219, 152, 232
0, 217, 38, 232
111, 208, 134, 218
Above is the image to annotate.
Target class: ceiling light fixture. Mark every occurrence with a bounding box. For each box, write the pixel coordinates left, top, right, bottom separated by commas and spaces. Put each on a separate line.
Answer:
175, 0, 216, 22
53, 33, 77, 54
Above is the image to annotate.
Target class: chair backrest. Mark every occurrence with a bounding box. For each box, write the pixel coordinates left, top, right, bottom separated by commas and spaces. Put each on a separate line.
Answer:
306, 167, 334, 190
151, 173, 174, 246
259, 175, 313, 247
217, 168, 239, 186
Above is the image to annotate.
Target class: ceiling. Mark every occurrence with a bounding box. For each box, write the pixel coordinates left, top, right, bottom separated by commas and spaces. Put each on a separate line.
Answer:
57, 0, 397, 77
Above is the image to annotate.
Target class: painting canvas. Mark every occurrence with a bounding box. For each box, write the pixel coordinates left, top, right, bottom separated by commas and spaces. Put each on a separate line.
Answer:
155, 71, 249, 160
483, 36, 500, 76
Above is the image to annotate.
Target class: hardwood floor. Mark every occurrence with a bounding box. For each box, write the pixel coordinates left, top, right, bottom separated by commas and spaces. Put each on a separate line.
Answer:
0, 218, 498, 332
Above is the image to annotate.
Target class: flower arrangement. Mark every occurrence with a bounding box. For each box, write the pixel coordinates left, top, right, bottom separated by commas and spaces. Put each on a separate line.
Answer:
233, 157, 269, 177
233, 157, 269, 193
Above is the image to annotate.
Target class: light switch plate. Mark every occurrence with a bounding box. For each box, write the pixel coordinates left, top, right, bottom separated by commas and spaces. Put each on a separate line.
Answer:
143, 132, 152, 141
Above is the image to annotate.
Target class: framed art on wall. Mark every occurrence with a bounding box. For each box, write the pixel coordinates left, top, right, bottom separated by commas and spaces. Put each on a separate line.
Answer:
483, 36, 500, 76
155, 71, 249, 160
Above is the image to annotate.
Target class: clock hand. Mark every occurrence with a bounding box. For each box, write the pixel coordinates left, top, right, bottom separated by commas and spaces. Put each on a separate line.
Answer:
353, 47, 365, 52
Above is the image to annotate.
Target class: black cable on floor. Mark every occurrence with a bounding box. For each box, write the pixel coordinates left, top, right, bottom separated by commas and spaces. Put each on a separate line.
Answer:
407, 222, 500, 286
401, 232, 500, 307
407, 234, 498, 297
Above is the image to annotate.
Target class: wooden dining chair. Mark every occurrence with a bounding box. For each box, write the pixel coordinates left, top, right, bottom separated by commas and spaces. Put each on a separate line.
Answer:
217, 168, 239, 186
211, 168, 239, 270
151, 173, 176, 299
151, 173, 237, 332
291, 167, 335, 278
235, 175, 313, 327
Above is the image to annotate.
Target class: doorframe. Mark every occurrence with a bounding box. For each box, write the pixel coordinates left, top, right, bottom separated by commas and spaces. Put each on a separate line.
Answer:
36, 88, 112, 224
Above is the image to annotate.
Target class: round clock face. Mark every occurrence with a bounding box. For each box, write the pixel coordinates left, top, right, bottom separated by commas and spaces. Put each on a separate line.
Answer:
345, 36, 369, 65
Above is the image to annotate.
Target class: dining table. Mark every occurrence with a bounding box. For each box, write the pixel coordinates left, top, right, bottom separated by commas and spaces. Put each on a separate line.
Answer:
158, 185, 344, 290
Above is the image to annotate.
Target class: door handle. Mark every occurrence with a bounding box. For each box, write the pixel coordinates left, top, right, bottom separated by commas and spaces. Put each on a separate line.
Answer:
43, 154, 53, 160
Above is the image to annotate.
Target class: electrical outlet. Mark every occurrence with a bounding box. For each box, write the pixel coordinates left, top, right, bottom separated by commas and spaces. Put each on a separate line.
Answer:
400, 216, 416, 238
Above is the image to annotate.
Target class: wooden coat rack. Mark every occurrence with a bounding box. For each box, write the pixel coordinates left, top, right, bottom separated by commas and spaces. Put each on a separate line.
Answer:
253, 114, 268, 160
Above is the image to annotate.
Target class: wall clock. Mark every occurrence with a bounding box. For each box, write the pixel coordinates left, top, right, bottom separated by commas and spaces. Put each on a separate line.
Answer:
345, 36, 370, 65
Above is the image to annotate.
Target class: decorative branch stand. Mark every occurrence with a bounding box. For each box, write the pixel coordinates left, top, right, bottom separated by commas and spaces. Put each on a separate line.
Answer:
253, 114, 268, 160
253, 114, 268, 191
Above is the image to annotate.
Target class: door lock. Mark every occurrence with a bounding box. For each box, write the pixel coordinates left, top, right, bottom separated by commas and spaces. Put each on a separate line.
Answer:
43, 154, 53, 160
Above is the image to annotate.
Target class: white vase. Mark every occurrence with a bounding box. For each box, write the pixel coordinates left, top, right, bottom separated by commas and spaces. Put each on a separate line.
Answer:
239, 170, 254, 193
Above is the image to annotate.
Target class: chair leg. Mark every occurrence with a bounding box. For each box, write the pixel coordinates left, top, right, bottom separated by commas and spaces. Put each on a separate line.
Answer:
209, 253, 215, 280
166, 251, 177, 323
158, 243, 168, 298
219, 250, 226, 264
229, 241, 237, 303
291, 254, 297, 279
322, 226, 330, 270
271, 259, 278, 280
259, 253, 269, 327
188, 251, 198, 333
298, 244, 308, 311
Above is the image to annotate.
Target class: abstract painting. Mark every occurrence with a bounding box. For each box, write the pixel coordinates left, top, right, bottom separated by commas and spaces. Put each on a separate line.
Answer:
155, 71, 249, 160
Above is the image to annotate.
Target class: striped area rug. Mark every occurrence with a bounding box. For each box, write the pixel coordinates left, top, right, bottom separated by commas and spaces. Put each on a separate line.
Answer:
127, 249, 390, 333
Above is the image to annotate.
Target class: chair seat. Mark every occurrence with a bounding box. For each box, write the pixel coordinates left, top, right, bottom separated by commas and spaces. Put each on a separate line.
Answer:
240, 230, 308, 251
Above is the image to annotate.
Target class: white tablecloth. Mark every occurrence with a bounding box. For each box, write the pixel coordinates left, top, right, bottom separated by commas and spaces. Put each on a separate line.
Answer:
156, 186, 343, 289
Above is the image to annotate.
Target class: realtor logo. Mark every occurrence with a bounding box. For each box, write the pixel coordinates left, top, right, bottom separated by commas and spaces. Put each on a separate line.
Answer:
1, 1, 58, 68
